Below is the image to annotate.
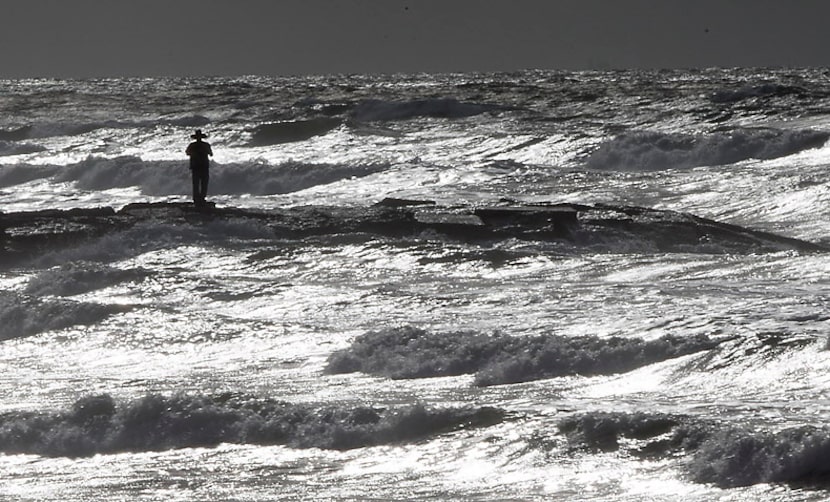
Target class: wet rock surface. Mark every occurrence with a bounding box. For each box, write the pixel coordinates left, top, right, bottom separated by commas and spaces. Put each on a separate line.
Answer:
0, 200, 824, 267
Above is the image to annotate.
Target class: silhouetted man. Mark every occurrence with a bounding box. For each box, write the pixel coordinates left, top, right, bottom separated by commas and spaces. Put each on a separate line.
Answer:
185, 129, 213, 205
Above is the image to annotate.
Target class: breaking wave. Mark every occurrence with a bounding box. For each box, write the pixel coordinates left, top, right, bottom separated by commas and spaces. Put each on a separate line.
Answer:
351, 98, 506, 122
559, 411, 830, 488
53, 156, 186, 194
325, 326, 719, 386
558, 411, 681, 453
24, 262, 149, 297
0, 393, 505, 457
0, 292, 129, 341
687, 425, 830, 488
20, 156, 390, 195
586, 128, 830, 170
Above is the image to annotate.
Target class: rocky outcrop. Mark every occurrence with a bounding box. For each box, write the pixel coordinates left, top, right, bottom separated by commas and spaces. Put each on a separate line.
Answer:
0, 200, 823, 267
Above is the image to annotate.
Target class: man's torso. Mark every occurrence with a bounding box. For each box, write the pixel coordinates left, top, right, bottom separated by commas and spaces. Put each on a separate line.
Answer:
187, 141, 212, 169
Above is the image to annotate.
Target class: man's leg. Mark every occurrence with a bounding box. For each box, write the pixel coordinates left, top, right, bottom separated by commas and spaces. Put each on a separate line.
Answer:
200, 171, 209, 202
191, 170, 200, 203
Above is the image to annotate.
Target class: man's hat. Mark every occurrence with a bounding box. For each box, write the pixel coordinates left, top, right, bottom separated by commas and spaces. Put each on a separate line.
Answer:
191, 129, 208, 139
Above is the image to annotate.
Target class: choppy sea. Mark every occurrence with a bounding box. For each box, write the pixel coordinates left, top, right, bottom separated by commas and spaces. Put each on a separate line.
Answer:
3, 68, 830, 500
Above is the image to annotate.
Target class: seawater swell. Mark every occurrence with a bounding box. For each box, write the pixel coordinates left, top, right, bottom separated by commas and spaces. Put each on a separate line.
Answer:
0, 156, 388, 195
559, 410, 830, 488
349, 97, 510, 122
0, 164, 60, 187
324, 326, 722, 386
0, 393, 505, 457
245, 97, 511, 145
0, 141, 46, 157
0, 115, 210, 141
709, 82, 811, 104
248, 118, 343, 146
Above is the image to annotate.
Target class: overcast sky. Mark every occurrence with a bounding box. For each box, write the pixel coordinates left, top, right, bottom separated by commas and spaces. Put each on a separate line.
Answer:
2, 0, 830, 78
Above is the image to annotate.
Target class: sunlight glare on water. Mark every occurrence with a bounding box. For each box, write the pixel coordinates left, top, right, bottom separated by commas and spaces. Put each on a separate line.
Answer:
3, 69, 830, 500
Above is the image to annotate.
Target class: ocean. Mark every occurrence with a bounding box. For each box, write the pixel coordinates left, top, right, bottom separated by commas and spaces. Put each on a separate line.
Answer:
2, 68, 830, 500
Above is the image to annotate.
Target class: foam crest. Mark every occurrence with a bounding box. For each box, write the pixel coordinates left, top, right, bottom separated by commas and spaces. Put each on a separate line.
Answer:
586, 128, 830, 170
24, 262, 149, 297
351, 98, 505, 122
0, 393, 505, 457
325, 326, 718, 386
0, 291, 128, 341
